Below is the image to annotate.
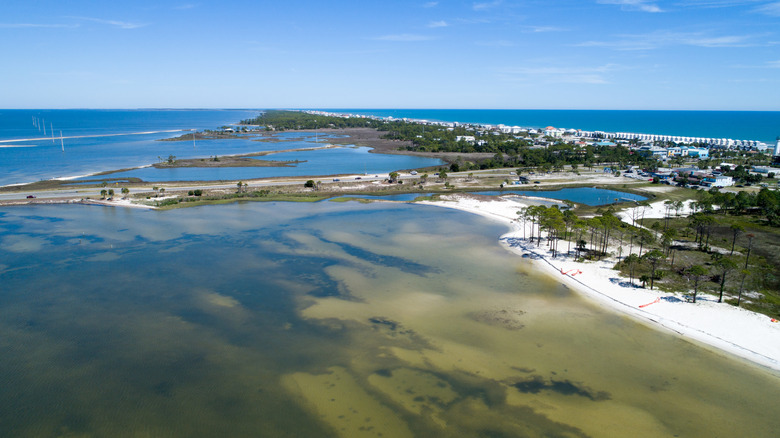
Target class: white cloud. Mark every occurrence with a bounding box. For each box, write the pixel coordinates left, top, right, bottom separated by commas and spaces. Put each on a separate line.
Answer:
499, 64, 619, 84
375, 34, 433, 41
753, 1, 780, 15
0, 23, 79, 29
522, 25, 566, 33
67, 16, 148, 29
597, 0, 664, 12
474, 40, 516, 47
473, 1, 503, 11
733, 59, 780, 68
428, 20, 448, 28
685, 35, 752, 47
423, 1, 439, 7
577, 30, 756, 50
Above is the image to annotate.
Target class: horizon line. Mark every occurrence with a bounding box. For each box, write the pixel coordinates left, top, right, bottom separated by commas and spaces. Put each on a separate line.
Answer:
2, 107, 779, 112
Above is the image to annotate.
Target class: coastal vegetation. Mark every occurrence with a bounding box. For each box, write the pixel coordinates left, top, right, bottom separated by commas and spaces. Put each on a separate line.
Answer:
148, 189, 333, 209
152, 155, 303, 168
240, 110, 660, 172
510, 184, 780, 319
160, 129, 256, 141
240, 110, 376, 130
620, 192, 779, 317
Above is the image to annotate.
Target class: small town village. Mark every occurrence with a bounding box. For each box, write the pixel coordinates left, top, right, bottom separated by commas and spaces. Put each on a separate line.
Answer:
304, 110, 780, 191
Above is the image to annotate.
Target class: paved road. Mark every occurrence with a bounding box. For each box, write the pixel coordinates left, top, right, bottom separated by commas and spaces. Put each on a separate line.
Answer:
0, 173, 402, 202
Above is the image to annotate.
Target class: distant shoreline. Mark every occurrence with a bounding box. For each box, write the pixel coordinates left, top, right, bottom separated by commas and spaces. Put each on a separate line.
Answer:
317, 109, 780, 145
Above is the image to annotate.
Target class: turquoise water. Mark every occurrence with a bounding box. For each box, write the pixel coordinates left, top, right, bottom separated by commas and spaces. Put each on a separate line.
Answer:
337, 187, 647, 206
1, 202, 778, 437
483, 187, 647, 205
326, 109, 780, 144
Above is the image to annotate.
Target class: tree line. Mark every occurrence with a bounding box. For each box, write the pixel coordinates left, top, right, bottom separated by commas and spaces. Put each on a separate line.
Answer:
245, 111, 658, 172
517, 201, 777, 316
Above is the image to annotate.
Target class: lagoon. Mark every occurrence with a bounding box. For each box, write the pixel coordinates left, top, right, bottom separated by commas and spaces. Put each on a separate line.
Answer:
337, 188, 647, 206
470, 187, 647, 206
1, 201, 778, 437
95, 146, 443, 182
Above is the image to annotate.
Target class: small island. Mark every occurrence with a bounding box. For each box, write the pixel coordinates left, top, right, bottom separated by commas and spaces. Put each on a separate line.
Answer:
152, 154, 304, 168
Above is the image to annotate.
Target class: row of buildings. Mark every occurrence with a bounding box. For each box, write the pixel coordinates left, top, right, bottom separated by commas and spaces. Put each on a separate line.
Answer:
304, 110, 780, 159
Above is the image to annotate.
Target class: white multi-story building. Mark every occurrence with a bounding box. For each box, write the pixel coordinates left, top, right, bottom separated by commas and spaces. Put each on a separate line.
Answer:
702, 175, 734, 188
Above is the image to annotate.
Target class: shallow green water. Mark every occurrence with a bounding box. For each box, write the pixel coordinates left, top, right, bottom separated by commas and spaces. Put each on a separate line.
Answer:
0, 202, 778, 437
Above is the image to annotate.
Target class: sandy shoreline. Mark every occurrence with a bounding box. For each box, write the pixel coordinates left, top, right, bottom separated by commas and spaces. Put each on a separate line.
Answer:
421, 194, 780, 373
5, 179, 780, 372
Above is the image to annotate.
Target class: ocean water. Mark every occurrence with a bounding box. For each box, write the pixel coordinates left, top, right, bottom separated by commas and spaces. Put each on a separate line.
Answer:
0, 109, 258, 185
0, 110, 444, 186
326, 109, 780, 144
3, 109, 777, 186
1, 202, 778, 437
0, 109, 257, 140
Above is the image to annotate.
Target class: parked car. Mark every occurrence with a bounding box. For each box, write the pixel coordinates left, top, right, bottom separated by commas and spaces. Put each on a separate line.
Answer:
26, 195, 36, 199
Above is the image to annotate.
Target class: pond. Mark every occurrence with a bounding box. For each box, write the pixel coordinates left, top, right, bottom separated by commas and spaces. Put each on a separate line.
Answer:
336, 187, 647, 206
487, 187, 647, 205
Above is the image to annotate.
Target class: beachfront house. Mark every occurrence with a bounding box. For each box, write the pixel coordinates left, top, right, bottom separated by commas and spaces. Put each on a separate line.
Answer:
544, 126, 564, 138
497, 125, 526, 134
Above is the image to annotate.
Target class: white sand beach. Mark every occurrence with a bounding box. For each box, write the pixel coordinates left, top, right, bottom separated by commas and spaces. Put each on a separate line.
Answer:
421, 194, 780, 373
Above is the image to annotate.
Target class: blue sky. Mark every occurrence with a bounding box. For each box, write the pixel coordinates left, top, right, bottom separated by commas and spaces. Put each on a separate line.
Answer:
2, 0, 779, 110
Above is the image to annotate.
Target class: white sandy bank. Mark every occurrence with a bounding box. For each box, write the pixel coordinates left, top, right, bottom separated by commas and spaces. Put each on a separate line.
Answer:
420, 195, 780, 373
